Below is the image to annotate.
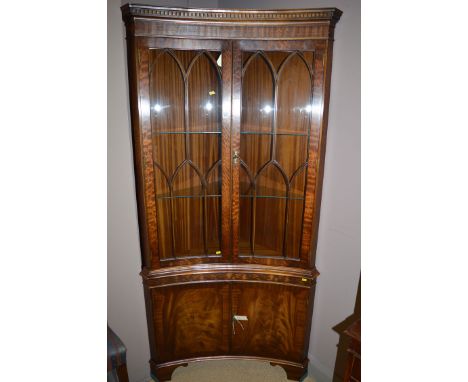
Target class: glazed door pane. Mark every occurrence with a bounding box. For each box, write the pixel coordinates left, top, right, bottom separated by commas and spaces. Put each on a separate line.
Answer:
233, 41, 316, 264
143, 40, 229, 264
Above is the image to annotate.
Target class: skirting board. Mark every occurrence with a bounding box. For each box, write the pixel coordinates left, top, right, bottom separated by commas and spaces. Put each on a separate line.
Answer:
308, 355, 333, 382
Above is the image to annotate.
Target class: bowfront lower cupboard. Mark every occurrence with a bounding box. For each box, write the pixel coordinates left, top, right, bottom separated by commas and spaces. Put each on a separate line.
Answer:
121, 4, 342, 381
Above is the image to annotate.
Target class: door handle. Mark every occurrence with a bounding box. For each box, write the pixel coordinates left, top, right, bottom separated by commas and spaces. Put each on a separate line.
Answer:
232, 315, 248, 334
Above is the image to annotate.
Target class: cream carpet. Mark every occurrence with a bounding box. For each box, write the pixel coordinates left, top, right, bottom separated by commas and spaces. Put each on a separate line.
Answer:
165, 359, 317, 382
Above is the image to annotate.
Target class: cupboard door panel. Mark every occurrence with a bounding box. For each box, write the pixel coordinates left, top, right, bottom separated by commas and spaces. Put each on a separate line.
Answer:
231, 283, 310, 362
151, 283, 230, 362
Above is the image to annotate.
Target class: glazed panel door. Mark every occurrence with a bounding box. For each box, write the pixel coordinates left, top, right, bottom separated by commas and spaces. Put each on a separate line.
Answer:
137, 39, 232, 268
231, 40, 326, 268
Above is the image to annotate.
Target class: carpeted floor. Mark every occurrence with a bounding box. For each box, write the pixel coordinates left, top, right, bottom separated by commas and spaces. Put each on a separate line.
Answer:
164, 359, 317, 382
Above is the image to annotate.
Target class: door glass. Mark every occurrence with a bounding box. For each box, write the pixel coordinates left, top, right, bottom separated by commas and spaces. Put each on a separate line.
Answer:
239, 51, 313, 258
149, 49, 222, 259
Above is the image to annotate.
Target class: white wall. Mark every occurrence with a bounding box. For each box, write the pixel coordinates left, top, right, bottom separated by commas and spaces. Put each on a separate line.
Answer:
108, 0, 360, 381
108, 1, 150, 381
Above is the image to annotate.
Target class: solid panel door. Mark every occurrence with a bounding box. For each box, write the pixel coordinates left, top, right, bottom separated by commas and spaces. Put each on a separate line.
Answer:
136, 39, 232, 268
230, 282, 311, 362
231, 40, 326, 268
150, 283, 230, 363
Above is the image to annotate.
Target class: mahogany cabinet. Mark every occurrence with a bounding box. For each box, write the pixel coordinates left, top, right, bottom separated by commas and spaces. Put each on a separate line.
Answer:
121, 4, 342, 381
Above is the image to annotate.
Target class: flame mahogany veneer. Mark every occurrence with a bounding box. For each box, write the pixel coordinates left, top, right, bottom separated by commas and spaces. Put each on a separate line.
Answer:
121, 4, 341, 381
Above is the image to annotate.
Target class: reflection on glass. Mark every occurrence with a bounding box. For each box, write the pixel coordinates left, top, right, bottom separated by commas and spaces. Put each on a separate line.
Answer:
188, 53, 221, 132
204, 101, 213, 111
241, 53, 274, 133
262, 105, 273, 114
150, 50, 184, 132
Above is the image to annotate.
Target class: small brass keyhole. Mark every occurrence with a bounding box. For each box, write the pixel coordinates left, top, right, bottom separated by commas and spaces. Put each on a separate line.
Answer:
233, 150, 240, 164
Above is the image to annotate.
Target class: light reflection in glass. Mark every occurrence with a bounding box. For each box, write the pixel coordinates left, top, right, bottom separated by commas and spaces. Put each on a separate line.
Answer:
262, 105, 273, 114
204, 101, 213, 111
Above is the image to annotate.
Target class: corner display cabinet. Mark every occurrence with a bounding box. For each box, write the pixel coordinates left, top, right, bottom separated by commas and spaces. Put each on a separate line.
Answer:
121, 4, 342, 381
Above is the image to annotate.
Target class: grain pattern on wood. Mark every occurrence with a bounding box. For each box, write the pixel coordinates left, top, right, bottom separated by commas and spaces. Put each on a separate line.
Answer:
309, 40, 335, 266
300, 42, 328, 265
133, 20, 334, 41
124, 32, 152, 268
150, 283, 230, 363
142, 264, 318, 288
231, 283, 310, 362
121, 5, 342, 382
231, 41, 242, 261
138, 48, 160, 269
221, 41, 233, 261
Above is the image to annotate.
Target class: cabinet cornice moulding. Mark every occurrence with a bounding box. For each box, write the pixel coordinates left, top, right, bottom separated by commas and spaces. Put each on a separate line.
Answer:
121, 4, 343, 25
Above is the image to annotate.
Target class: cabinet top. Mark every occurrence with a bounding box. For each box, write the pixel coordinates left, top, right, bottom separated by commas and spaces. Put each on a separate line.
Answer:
121, 4, 342, 25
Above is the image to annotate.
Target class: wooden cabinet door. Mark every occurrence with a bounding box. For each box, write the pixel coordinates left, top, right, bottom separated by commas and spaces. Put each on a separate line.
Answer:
230, 282, 311, 362
150, 283, 231, 363
135, 38, 232, 268
231, 40, 328, 269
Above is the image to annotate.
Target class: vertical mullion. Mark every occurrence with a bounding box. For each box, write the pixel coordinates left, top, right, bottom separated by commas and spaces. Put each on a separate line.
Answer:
271, 72, 279, 160
169, 184, 176, 258
230, 42, 242, 261
301, 47, 325, 265
139, 48, 159, 268
185, 64, 207, 254
298, 55, 314, 260
202, 188, 208, 254
183, 74, 190, 158
282, 186, 290, 258
249, 189, 254, 255
251, 189, 257, 256
271, 59, 283, 257
221, 42, 233, 261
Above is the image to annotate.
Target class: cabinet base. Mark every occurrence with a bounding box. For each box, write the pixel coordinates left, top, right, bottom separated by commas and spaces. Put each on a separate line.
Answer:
150, 356, 308, 381
270, 358, 308, 381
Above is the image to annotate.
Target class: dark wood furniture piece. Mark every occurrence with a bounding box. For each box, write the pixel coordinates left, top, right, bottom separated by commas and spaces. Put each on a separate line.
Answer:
343, 319, 361, 382
107, 326, 130, 382
121, 4, 342, 381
